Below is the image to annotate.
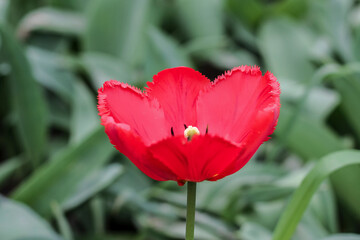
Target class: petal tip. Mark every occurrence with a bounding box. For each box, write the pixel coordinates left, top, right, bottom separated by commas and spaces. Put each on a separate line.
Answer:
97, 80, 145, 124
146, 66, 210, 92
97, 80, 123, 124
263, 71, 281, 113
214, 65, 262, 83
265, 71, 281, 97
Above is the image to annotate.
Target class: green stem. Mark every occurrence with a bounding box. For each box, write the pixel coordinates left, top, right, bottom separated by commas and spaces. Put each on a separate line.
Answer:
185, 181, 197, 240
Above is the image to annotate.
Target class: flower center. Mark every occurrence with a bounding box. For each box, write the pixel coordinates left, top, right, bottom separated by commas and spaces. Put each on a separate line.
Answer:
184, 126, 200, 141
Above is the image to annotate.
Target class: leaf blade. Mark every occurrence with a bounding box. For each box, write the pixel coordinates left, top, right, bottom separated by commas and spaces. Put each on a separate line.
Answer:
273, 150, 360, 240
0, 22, 48, 166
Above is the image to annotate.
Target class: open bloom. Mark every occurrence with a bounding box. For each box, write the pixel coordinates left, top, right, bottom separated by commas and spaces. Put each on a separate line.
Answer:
98, 66, 280, 185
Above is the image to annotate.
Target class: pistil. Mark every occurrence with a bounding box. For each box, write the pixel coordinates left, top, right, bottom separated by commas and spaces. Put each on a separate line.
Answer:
184, 126, 200, 141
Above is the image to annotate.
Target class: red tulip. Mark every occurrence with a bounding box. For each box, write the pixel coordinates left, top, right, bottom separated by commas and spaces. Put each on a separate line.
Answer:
98, 66, 280, 186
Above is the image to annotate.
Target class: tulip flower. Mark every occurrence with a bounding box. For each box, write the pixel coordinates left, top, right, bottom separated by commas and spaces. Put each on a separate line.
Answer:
98, 65, 280, 239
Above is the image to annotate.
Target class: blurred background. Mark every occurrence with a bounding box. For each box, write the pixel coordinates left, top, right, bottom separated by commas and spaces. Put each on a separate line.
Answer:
1, 0, 360, 239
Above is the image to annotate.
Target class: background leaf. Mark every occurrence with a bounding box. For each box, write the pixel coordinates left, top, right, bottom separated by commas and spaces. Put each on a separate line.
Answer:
12, 127, 115, 216
1, 0, 360, 238
0, 196, 62, 240
62, 163, 123, 210
0, 22, 48, 167
84, 0, 150, 66
273, 150, 360, 240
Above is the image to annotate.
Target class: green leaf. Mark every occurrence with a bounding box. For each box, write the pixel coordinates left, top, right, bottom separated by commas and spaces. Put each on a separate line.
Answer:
0, 196, 61, 240
80, 52, 135, 89
196, 162, 285, 215
27, 46, 75, 103
49, 0, 93, 11
145, 26, 193, 78
280, 80, 339, 121
331, 73, 360, 141
308, 184, 337, 233
12, 127, 115, 217
269, 0, 308, 19
17, 7, 85, 40
78, 234, 138, 240
242, 185, 294, 203
243, 200, 285, 230
0, 0, 9, 22
62, 163, 123, 210
206, 49, 258, 70
69, 80, 98, 144
273, 150, 360, 240
275, 104, 345, 159
84, 0, 150, 65
137, 213, 222, 240
226, 0, 264, 28
327, 71, 360, 219
184, 36, 228, 57
230, 16, 258, 50
196, 212, 237, 239
0, 156, 23, 187
270, 167, 336, 234
309, 0, 355, 62
5, 0, 47, 27
0, 22, 48, 166
258, 17, 315, 83
90, 197, 105, 235
321, 234, 360, 240
51, 201, 74, 240
176, 0, 224, 38
330, 164, 360, 220
293, 211, 328, 240
238, 222, 271, 240
110, 161, 151, 195
353, 6, 360, 61
147, 26, 193, 67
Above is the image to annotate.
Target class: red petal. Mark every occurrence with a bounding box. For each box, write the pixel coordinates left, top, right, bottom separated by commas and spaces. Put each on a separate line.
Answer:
98, 80, 170, 145
102, 116, 177, 181
208, 111, 278, 181
146, 67, 210, 135
197, 66, 280, 144
197, 66, 280, 181
148, 135, 241, 184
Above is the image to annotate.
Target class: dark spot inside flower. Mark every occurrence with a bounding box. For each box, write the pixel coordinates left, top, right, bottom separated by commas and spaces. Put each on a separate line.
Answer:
206, 125, 209, 134
184, 124, 187, 129
171, 127, 174, 136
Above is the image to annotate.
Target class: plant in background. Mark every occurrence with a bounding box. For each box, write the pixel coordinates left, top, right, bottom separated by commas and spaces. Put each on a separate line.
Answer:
3, 0, 360, 239
97, 65, 280, 239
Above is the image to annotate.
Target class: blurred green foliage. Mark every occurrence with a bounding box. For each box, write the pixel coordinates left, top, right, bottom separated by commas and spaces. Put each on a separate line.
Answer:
1, 0, 360, 239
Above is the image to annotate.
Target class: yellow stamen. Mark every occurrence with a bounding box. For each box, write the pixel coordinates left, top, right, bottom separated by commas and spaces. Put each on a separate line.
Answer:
184, 126, 200, 140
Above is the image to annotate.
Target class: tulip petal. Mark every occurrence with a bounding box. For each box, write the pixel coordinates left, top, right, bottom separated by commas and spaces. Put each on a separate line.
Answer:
197, 65, 280, 144
146, 67, 210, 135
102, 116, 177, 181
98, 80, 170, 145
148, 135, 241, 184
197, 66, 280, 180
208, 111, 278, 181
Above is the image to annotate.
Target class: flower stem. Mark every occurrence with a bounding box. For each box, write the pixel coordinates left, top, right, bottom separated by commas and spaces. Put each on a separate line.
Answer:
186, 181, 197, 240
